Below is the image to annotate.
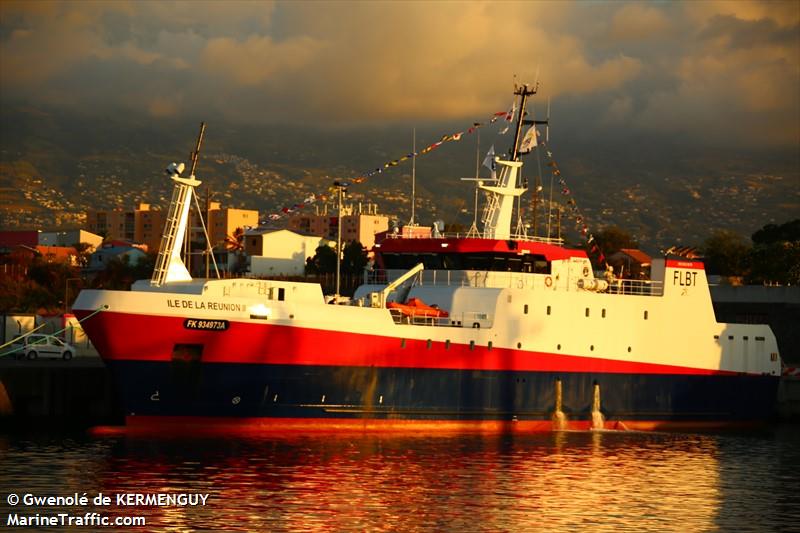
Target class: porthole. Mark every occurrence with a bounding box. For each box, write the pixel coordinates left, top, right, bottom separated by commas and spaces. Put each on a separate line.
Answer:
590, 345, 594, 351
547, 305, 551, 315
627, 346, 631, 353
524, 304, 529, 314
517, 342, 522, 349
643, 310, 649, 320
602, 309, 606, 318
585, 308, 590, 317
557, 344, 561, 350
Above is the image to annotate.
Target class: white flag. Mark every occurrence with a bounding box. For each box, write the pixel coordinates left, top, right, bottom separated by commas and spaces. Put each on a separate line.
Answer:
519, 127, 538, 154
482, 145, 496, 179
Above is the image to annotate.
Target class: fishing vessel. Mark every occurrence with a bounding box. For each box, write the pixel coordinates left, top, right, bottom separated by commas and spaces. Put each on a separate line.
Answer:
73, 84, 782, 432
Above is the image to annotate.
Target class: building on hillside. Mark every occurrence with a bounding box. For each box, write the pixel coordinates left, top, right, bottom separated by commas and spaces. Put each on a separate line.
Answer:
9, 245, 79, 266
1, 232, 81, 275
190, 201, 259, 250
86, 242, 148, 272
0, 230, 41, 254
39, 229, 103, 252
607, 248, 652, 279
246, 229, 334, 277
134, 204, 166, 252
286, 202, 388, 250
85, 203, 166, 251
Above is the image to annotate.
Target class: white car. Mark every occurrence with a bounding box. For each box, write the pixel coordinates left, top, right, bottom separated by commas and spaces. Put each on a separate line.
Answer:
17, 334, 75, 361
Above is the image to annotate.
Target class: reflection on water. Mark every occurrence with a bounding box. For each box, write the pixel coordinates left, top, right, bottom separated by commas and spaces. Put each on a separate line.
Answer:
1, 428, 799, 532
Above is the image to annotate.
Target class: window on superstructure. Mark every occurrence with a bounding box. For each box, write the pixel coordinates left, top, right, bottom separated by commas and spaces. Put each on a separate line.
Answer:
547, 305, 551, 315
585, 308, 590, 317
644, 310, 648, 320
602, 309, 606, 318
524, 304, 529, 314
278, 288, 285, 301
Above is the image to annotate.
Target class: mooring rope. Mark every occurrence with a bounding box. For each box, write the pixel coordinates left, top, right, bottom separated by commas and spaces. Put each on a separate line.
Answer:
0, 306, 108, 358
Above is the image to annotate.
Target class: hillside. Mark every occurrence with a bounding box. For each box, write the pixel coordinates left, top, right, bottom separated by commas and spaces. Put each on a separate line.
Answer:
1, 106, 798, 252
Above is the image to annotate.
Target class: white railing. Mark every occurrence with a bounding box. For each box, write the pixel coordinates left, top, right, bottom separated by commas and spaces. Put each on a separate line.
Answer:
365, 268, 665, 296
606, 279, 664, 296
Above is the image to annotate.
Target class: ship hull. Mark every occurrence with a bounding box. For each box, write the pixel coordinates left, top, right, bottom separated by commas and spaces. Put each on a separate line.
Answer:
105, 359, 780, 432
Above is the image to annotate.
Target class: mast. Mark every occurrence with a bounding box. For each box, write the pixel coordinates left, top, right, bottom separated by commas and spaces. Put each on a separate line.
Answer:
510, 84, 537, 161
151, 123, 206, 286
479, 83, 534, 239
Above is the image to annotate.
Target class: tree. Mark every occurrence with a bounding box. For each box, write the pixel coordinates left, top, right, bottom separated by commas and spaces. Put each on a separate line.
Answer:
90, 252, 156, 290
72, 242, 94, 267
702, 230, 750, 277
305, 244, 337, 275
751, 219, 800, 245
342, 240, 368, 275
747, 220, 800, 284
594, 226, 638, 256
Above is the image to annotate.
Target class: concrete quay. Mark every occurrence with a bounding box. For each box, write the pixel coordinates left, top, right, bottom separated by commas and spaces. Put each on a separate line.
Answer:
0, 357, 123, 429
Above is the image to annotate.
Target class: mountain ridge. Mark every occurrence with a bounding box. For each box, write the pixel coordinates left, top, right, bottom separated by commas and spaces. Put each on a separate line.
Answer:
2, 106, 798, 253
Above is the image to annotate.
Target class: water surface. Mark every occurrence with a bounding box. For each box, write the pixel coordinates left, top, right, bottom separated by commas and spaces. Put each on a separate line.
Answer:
1, 427, 799, 532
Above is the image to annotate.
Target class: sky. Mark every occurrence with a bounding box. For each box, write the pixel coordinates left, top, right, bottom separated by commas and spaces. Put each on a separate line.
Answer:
1, 0, 799, 150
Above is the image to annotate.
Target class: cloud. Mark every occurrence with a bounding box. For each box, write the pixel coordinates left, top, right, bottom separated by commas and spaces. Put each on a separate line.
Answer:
201, 34, 321, 87
0, 0, 797, 147
608, 4, 671, 41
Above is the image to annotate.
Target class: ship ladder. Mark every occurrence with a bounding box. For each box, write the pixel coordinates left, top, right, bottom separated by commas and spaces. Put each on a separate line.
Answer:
151, 184, 189, 286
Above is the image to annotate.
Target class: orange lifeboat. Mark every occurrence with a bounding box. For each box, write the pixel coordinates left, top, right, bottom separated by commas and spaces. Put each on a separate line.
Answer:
387, 297, 449, 318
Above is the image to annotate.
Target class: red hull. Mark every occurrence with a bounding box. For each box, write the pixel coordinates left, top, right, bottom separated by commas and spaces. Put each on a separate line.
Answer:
88, 416, 770, 438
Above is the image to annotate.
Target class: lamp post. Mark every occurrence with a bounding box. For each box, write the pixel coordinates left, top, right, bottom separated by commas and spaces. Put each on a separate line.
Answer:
332, 181, 348, 302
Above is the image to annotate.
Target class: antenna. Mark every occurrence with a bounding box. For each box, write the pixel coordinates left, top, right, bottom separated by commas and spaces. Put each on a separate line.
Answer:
410, 128, 416, 225
546, 97, 551, 143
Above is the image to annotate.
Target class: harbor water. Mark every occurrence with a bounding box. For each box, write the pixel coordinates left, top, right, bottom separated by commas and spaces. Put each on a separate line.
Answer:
2, 427, 799, 532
